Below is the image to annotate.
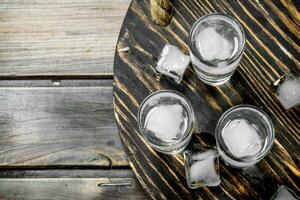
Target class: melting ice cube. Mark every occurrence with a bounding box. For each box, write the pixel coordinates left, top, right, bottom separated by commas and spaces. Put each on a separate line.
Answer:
196, 27, 235, 62
184, 149, 220, 188
222, 119, 262, 158
272, 186, 299, 200
145, 104, 185, 141
156, 44, 190, 84
277, 76, 300, 110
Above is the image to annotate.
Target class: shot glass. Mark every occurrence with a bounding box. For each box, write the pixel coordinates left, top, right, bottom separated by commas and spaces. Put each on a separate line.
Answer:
138, 90, 195, 154
189, 13, 245, 86
215, 105, 275, 168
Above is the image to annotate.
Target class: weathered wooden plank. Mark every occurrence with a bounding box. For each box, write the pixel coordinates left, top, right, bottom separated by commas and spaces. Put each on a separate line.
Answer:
0, 0, 130, 76
0, 79, 113, 87
0, 169, 134, 178
0, 170, 146, 200
0, 80, 128, 168
113, 0, 300, 199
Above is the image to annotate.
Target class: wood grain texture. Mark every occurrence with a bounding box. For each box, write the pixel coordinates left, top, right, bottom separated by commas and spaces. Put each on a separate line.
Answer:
0, 170, 146, 200
113, 0, 300, 199
0, 80, 128, 168
0, 0, 130, 76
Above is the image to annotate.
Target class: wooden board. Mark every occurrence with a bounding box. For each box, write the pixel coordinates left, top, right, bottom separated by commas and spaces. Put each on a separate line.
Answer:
0, 1, 147, 198
0, 0, 130, 76
0, 80, 128, 168
113, 0, 300, 199
0, 169, 146, 200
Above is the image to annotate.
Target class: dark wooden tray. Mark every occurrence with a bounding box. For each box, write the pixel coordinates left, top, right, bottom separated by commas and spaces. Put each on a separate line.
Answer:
113, 0, 300, 199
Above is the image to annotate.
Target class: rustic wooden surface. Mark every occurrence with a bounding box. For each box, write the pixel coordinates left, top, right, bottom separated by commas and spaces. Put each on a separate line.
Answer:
0, 170, 145, 200
0, 0, 129, 76
0, 0, 148, 199
113, 0, 300, 199
0, 80, 127, 168
0, 79, 146, 198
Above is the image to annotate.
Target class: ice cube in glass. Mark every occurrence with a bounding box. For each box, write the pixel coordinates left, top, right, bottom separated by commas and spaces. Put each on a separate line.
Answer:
138, 90, 195, 154
215, 105, 275, 168
189, 13, 245, 86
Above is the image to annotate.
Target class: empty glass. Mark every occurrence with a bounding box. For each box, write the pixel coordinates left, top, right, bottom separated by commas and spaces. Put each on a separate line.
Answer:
138, 90, 195, 154
189, 13, 245, 86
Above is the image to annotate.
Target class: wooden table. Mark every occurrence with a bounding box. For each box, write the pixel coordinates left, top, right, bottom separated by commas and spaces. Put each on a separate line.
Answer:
114, 0, 300, 199
0, 0, 147, 199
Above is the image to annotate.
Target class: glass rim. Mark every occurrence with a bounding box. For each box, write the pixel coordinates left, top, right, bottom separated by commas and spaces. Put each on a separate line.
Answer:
215, 104, 275, 163
189, 13, 246, 68
137, 90, 195, 147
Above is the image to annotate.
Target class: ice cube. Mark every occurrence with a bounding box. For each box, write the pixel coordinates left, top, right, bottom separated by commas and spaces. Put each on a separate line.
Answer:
184, 149, 220, 189
272, 186, 299, 200
156, 44, 190, 84
145, 104, 185, 141
222, 119, 262, 158
277, 77, 300, 110
196, 27, 234, 61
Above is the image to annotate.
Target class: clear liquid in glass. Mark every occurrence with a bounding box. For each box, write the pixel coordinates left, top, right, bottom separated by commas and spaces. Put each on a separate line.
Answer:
138, 91, 195, 154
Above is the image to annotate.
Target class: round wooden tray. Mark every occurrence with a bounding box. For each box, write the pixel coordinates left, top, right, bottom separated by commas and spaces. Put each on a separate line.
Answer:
113, 0, 300, 199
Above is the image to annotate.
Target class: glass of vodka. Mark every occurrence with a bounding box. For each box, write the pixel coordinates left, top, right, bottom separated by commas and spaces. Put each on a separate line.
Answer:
138, 90, 195, 154
189, 13, 245, 86
215, 105, 275, 168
